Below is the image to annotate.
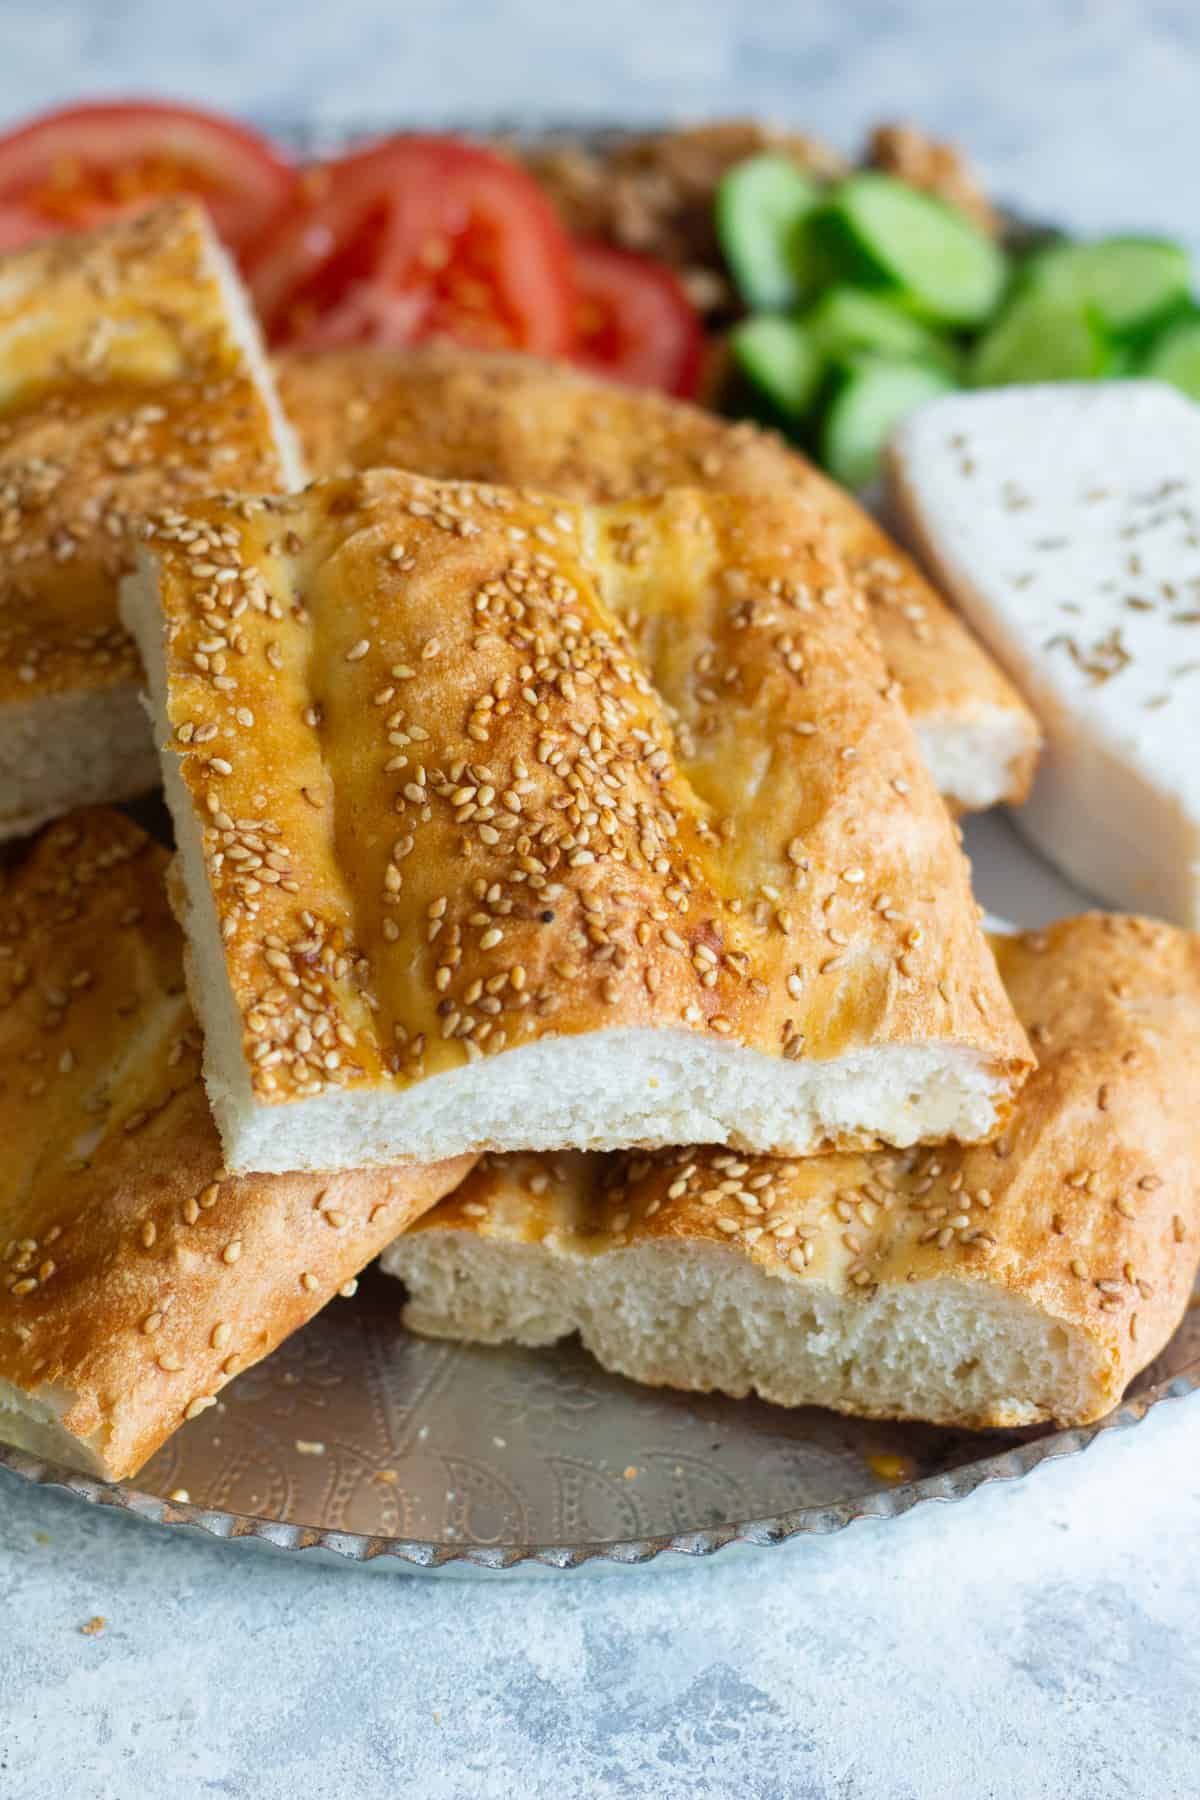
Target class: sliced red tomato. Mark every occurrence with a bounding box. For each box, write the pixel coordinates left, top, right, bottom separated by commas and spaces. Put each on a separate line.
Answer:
0, 100, 295, 258
571, 242, 704, 398
248, 135, 576, 357
0, 201, 50, 252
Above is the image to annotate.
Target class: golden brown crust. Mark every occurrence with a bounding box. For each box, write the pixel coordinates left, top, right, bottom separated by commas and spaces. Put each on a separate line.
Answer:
0, 202, 291, 712
0, 808, 471, 1480
135, 470, 1028, 1145
277, 346, 1040, 805
413, 915, 1200, 1424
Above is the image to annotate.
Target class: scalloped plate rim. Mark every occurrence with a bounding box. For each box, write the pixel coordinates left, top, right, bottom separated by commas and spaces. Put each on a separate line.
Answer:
2, 1360, 1194, 1575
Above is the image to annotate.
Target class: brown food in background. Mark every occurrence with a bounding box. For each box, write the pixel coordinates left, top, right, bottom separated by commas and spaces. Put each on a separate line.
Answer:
523, 121, 848, 320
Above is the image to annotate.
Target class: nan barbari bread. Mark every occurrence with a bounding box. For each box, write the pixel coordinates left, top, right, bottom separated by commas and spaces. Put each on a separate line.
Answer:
0, 809, 470, 1482
389, 913, 1200, 1430
279, 344, 1040, 813
0, 200, 303, 841
122, 469, 1030, 1174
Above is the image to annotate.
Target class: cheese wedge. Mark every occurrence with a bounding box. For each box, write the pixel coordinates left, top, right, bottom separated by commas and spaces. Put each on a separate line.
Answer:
889, 382, 1200, 926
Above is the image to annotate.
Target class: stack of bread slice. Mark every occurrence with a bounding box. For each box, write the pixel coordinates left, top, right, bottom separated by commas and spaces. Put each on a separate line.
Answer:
1, 204, 1196, 1485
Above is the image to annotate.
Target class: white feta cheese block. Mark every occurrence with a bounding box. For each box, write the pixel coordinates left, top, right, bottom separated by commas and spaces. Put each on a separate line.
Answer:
888, 382, 1200, 927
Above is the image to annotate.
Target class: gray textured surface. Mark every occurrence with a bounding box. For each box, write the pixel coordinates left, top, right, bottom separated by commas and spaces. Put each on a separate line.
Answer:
3, 1401, 1199, 1798
1, 4, 1199, 1794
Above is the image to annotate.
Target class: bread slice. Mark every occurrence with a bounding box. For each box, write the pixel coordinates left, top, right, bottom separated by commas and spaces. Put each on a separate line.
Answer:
122, 470, 1030, 1173
0, 200, 304, 841
0, 808, 471, 1481
888, 382, 1200, 926
387, 913, 1200, 1430
277, 344, 1040, 812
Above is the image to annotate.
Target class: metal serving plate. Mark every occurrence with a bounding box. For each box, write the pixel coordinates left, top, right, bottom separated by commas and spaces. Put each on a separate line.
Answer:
2, 1262, 1196, 1576
0, 126, 1194, 1573
2, 815, 1197, 1573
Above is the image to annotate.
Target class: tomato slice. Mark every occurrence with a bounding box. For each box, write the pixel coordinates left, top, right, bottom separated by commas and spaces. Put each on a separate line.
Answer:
0, 201, 50, 252
248, 135, 577, 357
0, 100, 295, 257
571, 241, 704, 398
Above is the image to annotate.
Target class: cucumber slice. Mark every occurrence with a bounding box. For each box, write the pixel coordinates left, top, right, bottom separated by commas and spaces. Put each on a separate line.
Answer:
729, 315, 824, 419
1027, 236, 1192, 339
813, 173, 1007, 327
1141, 314, 1200, 399
970, 287, 1113, 387
807, 285, 959, 373
821, 358, 956, 490
716, 154, 822, 311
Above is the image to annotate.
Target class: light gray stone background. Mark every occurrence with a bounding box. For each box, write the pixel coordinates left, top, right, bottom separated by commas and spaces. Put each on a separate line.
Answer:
1, 4, 1199, 1795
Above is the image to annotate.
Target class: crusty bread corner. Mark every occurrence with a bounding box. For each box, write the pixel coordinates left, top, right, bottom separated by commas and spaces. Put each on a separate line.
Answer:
121, 470, 1029, 1174
0, 681, 160, 841
0, 200, 304, 842
277, 344, 1041, 811
386, 913, 1200, 1430
0, 809, 471, 1482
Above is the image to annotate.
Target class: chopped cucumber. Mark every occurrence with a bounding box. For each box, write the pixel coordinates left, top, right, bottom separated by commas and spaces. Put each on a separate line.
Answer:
807, 285, 959, 373
716, 154, 822, 311
822, 358, 956, 490
729, 315, 824, 419
813, 173, 1007, 327
1026, 236, 1192, 339
1105, 342, 1142, 379
970, 287, 1113, 386
1141, 314, 1200, 399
